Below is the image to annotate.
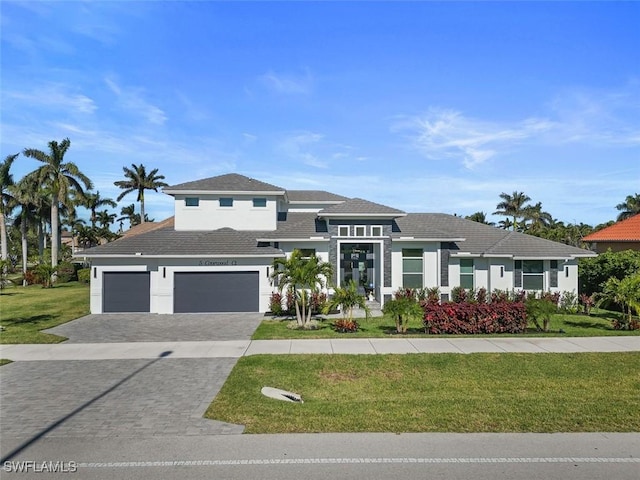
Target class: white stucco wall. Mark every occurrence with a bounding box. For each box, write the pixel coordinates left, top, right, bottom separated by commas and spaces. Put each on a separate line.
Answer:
173, 194, 278, 231
89, 256, 276, 314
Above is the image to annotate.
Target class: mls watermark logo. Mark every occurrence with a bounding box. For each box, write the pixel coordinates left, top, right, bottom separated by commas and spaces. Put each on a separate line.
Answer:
3, 460, 78, 474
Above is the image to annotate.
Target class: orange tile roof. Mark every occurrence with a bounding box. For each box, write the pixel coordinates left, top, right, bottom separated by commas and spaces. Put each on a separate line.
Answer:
583, 214, 640, 242
122, 217, 175, 238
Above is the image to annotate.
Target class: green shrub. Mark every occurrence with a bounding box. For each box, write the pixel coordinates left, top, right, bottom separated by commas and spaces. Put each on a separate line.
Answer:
56, 262, 77, 283
77, 268, 91, 284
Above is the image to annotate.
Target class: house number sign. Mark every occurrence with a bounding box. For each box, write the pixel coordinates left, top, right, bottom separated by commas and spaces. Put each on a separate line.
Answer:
198, 260, 238, 266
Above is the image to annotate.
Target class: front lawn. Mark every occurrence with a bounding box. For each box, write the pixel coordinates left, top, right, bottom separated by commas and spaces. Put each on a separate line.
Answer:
205, 352, 640, 433
0, 282, 90, 344
252, 309, 640, 339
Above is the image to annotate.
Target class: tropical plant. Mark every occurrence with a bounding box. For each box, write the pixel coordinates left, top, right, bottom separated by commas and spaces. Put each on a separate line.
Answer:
23, 138, 92, 269
271, 249, 333, 328
523, 202, 553, 234
35, 262, 57, 288
525, 297, 558, 332
465, 211, 494, 225
114, 164, 167, 225
9, 176, 42, 285
615, 193, 640, 221
579, 249, 640, 296
83, 190, 117, 228
324, 280, 370, 324
493, 191, 532, 231
598, 274, 640, 330
0, 153, 19, 262
383, 290, 424, 334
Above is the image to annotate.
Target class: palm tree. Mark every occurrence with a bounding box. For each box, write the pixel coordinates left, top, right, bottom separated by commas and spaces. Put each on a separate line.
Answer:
324, 280, 370, 322
23, 138, 93, 268
84, 190, 117, 228
0, 153, 19, 261
271, 249, 334, 328
61, 210, 86, 254
493, 191, 531, 231
615, 194, 640, 221
465, 211, 495, 226
523, 202, 553, 234
9, 177, 41, 285
96, 209, 117, 229
114, 164, 167, 225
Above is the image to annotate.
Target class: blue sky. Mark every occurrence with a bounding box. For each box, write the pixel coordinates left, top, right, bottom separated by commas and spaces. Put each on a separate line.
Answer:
1, 1, 639, 228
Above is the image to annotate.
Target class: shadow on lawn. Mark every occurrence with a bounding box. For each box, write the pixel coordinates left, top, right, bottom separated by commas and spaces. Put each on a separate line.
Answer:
4, 314, 55, 327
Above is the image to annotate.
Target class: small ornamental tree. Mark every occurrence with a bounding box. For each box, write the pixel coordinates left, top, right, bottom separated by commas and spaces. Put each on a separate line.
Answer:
525, 297, 558, 332
383, 290, 423, 334
325, 280, 370, 324
271, 250, 333, 329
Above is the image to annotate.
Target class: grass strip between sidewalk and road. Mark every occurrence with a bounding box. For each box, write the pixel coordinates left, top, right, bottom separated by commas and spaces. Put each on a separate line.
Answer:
205, 352, 640, 433
0, 282, 89, 344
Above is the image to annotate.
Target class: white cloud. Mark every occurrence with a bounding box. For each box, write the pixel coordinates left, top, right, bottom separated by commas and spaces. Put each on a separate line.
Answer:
104, 77, 167, 125
395, 108, 554, 169
5, 84, 97, 114
278, 131, 328, 169
259, 69, 313, 95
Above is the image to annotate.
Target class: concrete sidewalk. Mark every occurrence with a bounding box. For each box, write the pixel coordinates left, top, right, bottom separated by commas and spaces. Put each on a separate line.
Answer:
2, 336, 639, 361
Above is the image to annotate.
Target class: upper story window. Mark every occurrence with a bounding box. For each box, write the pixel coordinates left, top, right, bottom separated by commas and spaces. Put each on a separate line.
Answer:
371, 226, 383, 237
253, 198, 267, 207
338, 226, 350, 237
354, 226, 366, 237
185, 197, 199, 207
219, 197, 233, 207
460, 258, 474, 289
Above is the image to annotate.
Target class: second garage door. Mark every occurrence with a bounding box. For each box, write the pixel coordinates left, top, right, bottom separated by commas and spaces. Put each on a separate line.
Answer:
174, 271, 259, 313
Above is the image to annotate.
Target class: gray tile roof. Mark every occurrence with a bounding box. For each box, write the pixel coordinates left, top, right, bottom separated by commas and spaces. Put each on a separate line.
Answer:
81, 227, 283, 257
286, 190, 349, 202
259, 212, 329, 240
396, 213, 595, 258
164, 173, 285, 193
319, 198, 406, 216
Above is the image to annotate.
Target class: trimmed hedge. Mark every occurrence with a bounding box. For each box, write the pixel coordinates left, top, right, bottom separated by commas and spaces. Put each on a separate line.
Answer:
77, 268, 91, 284
423, 301, 527, 334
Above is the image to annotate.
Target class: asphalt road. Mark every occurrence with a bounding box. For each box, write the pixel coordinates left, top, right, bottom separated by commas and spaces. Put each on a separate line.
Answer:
2, 432, 638, 480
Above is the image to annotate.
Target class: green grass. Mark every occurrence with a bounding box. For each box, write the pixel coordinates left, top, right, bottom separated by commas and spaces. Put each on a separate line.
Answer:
253, 309, 640, 339
0, 282, 90, 344
205, 352, 640, 433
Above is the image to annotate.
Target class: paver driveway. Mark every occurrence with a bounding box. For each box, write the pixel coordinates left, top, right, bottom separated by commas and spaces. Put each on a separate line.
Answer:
45, 312, 264, 343
1, 313, 263, 447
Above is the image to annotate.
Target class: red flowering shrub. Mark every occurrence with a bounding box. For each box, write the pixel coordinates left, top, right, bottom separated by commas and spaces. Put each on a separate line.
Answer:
423, 302, 527, 334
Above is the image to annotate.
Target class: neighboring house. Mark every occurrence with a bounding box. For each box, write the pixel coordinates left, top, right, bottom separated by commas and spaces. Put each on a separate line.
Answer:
582, 214, 640, 253
78, 173, 596, 314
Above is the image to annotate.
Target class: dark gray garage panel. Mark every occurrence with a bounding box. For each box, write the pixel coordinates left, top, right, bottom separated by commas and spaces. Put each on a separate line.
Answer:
103, 272, 150, 313
174, 271, 259, 313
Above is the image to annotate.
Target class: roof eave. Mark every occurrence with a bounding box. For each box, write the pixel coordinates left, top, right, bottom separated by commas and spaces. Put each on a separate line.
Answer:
163, 189, 287, 196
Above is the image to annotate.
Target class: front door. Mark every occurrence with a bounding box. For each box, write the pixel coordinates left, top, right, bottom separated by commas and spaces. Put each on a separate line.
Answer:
340, 243, 375, 297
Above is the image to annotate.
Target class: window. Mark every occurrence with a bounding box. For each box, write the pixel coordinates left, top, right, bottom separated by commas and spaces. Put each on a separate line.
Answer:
298, 248, 316, 259
460, 259, 474, 289
185, 197, 199, 207
219, 197, 233, 207
338, 226, 350, 237
371, 226, 383, 237
522, 260, 544, 290
253, 198, 267, 207
355, 226, 366, 237
402, 248, 423, 288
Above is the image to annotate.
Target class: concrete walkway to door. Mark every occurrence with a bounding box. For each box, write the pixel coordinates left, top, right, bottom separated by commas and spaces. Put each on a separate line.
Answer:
2, 336, 639, 361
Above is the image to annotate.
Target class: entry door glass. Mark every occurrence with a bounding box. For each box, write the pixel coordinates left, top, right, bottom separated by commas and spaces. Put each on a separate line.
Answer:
341, 243, 374, 295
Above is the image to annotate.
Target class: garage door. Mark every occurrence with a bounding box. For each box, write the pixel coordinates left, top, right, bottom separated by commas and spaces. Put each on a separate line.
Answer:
174, 271, 259, 313
103, 272, 150, 313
